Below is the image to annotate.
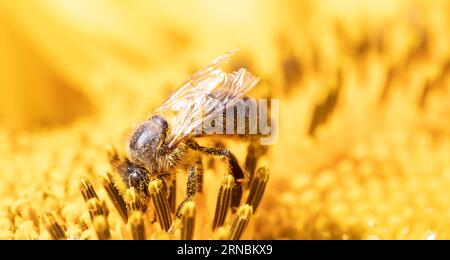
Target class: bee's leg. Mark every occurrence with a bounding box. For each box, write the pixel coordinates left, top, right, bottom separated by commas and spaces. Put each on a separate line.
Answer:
194, 156, 204, 193
206, 140, 226, 170
174, 165, 199, 219
186, 140, 244, 212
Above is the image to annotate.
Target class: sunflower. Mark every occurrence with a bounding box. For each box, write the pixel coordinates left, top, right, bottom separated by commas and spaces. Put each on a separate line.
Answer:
0, 0, 449, 240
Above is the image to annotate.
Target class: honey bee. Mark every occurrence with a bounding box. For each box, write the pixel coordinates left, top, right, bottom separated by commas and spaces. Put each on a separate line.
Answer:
109, 52, 268, 217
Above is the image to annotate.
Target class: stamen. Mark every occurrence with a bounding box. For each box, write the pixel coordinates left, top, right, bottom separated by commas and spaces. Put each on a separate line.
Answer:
102, 173, 128, 222
79, 179, 111, 239
80, 178, 99, 201
86, 198, 109, 220
212, 226, 229, 240
92, 215, 111, 240
212, 175, 234, 230
124, 188, 143, 213
228, 204, 252, 240
42, 213, 65, 240
180, 201, 196, 240
148, 179, 172, 231
128, 211, 146, 240
246, 167, 269, 212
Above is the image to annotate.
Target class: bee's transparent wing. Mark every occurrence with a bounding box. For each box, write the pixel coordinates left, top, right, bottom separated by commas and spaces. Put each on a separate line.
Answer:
156, 52, 260, 149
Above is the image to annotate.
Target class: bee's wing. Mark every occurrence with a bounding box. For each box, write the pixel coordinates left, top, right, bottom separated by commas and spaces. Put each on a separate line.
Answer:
156, 52, 260, 149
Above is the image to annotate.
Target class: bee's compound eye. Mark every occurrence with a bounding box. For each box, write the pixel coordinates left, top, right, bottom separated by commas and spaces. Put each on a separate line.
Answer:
129, 122, 159, 151
129, 115, 169, 153
149, 115, 168, 132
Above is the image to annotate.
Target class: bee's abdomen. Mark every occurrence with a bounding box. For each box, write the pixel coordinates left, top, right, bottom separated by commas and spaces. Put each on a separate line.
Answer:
197, 97, 271, 137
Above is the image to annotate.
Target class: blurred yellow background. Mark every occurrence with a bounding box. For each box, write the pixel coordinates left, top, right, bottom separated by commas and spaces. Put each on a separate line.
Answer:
0, 0, 449, 239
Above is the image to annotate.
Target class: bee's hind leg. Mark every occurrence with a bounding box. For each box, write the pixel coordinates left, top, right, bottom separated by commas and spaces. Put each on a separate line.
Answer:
193, 157, 204, 194
206, 140, 226, 170
186, 139, 244, 213
174, 164, 200, 219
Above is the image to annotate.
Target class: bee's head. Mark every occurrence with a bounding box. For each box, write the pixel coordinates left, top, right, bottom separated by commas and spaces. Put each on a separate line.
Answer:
108, 148, 150, 198
121, 159, 150, 196
128, 115, 169, 169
